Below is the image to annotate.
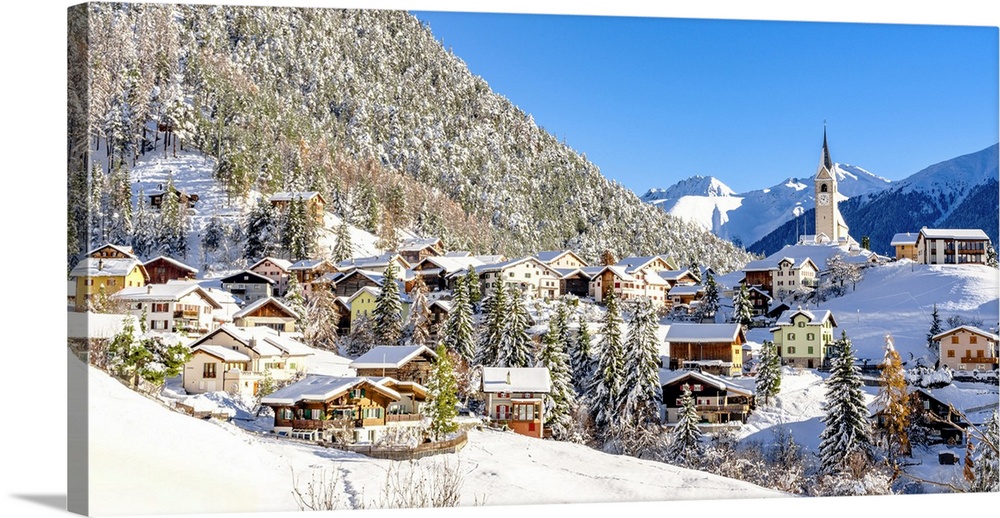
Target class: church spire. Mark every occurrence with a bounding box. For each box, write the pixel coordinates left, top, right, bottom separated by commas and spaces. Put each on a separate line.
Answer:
821, 123, 833, 171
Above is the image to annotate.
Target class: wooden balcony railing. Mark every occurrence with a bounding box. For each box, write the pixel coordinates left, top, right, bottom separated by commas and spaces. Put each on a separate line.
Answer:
961, 357, 999, 365
696, 404, 750, 413
386, 414, 424, 423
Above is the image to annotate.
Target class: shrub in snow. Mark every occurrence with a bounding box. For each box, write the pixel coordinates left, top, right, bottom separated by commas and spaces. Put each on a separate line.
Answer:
905, 365, 953, 389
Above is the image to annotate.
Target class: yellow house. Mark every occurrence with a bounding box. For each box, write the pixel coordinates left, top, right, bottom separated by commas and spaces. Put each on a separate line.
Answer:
70, 255, 149, 311
890, 232, 919, 262
770, 308, 838, 369
348, 286, 411, 332
933, 325, 999, 372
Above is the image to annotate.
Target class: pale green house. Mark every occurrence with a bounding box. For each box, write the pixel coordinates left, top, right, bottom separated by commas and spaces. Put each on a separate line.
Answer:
769, 307, 837, 369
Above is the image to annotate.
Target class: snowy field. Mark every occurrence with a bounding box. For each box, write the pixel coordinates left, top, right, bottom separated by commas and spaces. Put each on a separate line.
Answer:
82, 356, 784, 516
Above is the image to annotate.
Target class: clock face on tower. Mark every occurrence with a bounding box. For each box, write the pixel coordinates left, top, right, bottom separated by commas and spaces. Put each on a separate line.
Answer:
818, 193, 830, 206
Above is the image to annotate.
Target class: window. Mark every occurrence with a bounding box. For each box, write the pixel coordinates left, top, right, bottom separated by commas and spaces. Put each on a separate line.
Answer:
509, 272, 515, 277
807, 333, 815, 341
952, 336, 959, 344
692, 384, 703, 392
798, 322, 805, 328
788, 333, 796, 341
947, 350, 955, 358
525, 273, 531, 278
808, 346, 814, 354
788, 346, 796, 354
970, 336, 978, 344
203, 363, 217, 379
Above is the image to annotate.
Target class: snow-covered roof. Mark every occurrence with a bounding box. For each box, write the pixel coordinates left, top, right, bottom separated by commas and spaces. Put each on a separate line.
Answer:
111, 283, 223, 309
70, 257, 146, 278
414, 256, 485, 275
346, 285, 412, 305
398, 237, 443, 252
614, 255, 677, 273
668, 284, 705, 296
592, 265, 636, 282
664, 323, 744, 343
932, 325, 1000, 342
481, 367, 551, 393
772, 307, 837, 327
288, 258, 332, 271
219, 270, 275, 285
192, 344, 251, 363
260, 375, 400, 405
430, 299, 453, 312
86, 243, 138, 259
444, 251, 471, 258
350, 345, 438, 369
336, 253, 411, 271
191, 324, 314, 357
472, 254, 506, 264
553, 267, 592, 279
890, 232, 919, 246
659, 269, 699, 282
657, 369, 754, 397
143, 255, 198, 273
477, 256, 560, 277
535, 250, 587, 266
249, 257, 293, 272
233, 297, 298, 319
268, 191, 323, 202
919, 228, 990, 240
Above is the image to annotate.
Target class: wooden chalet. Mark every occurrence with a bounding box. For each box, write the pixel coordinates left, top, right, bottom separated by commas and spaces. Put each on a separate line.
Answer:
143, 256, 198, 285
232, 297, 300, 333
149, 186, 198, 209
288, 258, 336, 296
397, 237, 445, 264
219, 270, 275, 304
350, 345, 438, 385
268, 191, 326, 224
665, 323, 746, 376
908, 389, 970, 445
481, 367, 551, 439
660, 370, 754, 427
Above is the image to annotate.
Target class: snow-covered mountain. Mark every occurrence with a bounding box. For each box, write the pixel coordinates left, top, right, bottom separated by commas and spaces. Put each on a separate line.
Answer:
748, 144, 999, 256
641, 164, 891, 247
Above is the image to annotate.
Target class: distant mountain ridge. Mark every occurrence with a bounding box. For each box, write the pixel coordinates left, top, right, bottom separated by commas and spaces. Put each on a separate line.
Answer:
641, 163, 891, 247
747, 144, 999, 256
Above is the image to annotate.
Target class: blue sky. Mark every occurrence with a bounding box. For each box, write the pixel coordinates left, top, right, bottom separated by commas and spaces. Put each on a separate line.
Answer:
412, 10, 999, 195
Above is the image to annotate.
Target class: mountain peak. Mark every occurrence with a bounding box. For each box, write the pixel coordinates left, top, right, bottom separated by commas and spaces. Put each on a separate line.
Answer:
641, 175, 735, 202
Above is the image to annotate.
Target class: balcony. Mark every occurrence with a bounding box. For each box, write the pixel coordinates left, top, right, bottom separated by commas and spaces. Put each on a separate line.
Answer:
695, 404, 750, 413
386, 413, 424, 423
960, 357, 999, 365
174, 309, 200, 318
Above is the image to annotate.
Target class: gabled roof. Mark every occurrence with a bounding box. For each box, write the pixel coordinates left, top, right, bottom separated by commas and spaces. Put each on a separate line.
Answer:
260, 375, 400, 406
412, 256, 485, 275
351, 345, 438, 369
444, 251, 472, 258
429, 299, 453, 312
70, 257, 147, 279
347, 285, 413, 305
477, 256, 561, 277
336, 253, 412, 271
553, 267, 593, 280
268, 191, 324, 203
86, 243, 138, 259
188, 324, 314, 357
659, 269, 700, 283
658, 369, 754, 398
890, 232, 919, 246
249, 257, 293, 272
932, 325, 1000, 342
288, 258, 333, 271
668, 284, 705, 296
112, 283, 223, 309
473, 254, 506, 263
191, 344, 251, 363
615, 255, 678, 273
919, 228, 990, 240
664, 323, 745, 344
535, 250, 588, 266
776, 256, 820, 272
398, 237, 444, 252
220, 270, 275, 285
143, 255, 198, 274
233, 297, 299, 320
772, 307, 837, 328
592, 265, 637, 282
481, 367, 551, 393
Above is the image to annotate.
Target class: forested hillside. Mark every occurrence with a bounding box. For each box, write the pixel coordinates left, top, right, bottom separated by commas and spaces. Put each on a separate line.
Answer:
67, 3, 755, 272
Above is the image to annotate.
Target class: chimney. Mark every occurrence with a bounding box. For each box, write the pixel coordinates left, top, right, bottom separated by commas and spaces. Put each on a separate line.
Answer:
147, 285, 152, 294
506, 370, 511, 385
98, 259, 104, 271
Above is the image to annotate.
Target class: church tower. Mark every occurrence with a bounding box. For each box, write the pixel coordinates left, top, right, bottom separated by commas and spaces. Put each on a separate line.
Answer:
814, 126, 851, 244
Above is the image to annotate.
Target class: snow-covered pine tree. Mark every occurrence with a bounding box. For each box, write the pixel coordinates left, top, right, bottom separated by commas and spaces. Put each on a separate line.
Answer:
106, 316, 191, 392
755, 340, 781, 406
698, 271, 720, 321
332, 220, 352, 262
405, 275, 432, 346
927, 303, 943, 365
537, 315, 576, 440
620, 298, 662, 427
589, 290, 625, 433
442, 276, 476, 362
130, 188, 159, 258
372, 261, 403, 345
970, 410, 999, 492
570, 315, 596, 398
464, 266, 482, 309
874, 333, 911, 461
498, 284, 533, 368
667, 384, 703, 467
282, 273, 307, 324
244, 196, 280, 262
303, 286, 341, 353
425, 342, 459, 441
818, 332, 873, 474
107, 163, 133, 246
157, 174, 189, 258
475, 280, 507, 367
732, 283, 753, 328
281, 196, 311, 261
344, 315, 375, 357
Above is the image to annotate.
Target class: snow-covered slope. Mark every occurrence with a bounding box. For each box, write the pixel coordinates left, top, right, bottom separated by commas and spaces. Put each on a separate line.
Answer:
84, 358, 783, 516
642, 164, 890, 246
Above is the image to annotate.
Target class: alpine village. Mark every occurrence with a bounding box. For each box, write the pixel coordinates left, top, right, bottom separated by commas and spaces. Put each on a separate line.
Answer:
66, 4, 999, 513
